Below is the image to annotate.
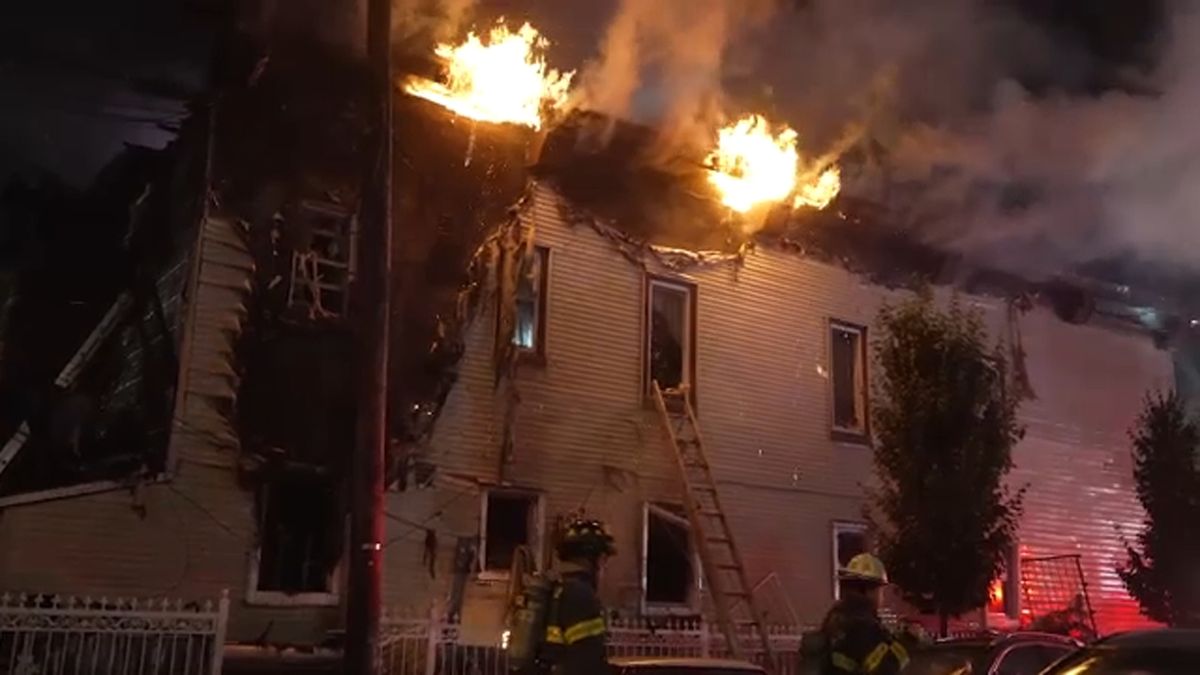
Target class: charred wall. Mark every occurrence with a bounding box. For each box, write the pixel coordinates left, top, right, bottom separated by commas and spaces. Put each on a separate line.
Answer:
0, 109, 208, 499
387, 92, 534, 452
208, 39, 369, 590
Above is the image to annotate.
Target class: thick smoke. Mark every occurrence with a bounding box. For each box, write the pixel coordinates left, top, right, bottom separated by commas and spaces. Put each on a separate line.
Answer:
393, 0, 478, 45
577, 0, 776, 149
750, 0, 1190, 275
565, 0, 1193, 274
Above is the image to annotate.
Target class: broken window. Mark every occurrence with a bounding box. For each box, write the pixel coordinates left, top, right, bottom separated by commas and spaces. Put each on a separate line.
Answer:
287, 201, 355, 319
251, 473, 341, 603
830, 321, 868, 436
512, 246, 548, 354
480, 490, 542, 575
643, 503, 697, 609
832, 521, 868, 599
646, 278, 694, 396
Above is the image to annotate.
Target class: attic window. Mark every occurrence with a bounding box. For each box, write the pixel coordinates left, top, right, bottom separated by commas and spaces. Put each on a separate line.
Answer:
287, 201, 355, 319
646, 278, 695, 397
248, 473, 340, 606
512, 246, 548, 355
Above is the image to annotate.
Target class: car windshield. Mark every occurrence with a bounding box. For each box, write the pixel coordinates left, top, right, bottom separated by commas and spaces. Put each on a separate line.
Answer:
1045, 646, 1200, 674
905, 645, 989, 675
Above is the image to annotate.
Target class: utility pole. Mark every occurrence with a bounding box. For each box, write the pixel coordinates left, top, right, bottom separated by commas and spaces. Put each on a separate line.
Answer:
346, 0, 392, 670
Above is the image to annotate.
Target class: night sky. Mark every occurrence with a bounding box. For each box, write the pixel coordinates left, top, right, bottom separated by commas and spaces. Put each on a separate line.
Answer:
0, 0, 211, 186
0, 0, 1164, 187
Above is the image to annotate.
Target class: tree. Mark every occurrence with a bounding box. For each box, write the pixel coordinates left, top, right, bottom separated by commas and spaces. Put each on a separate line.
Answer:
1118, 391, 1200, 627
869, 291, 1025, 636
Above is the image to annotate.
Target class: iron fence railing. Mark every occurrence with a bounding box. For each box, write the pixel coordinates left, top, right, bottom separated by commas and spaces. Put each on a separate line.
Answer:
381, 613, 811, 675
0, 591, 229, 675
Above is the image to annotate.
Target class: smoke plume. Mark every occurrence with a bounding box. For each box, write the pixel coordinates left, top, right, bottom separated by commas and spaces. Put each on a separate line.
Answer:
746, 0, 1188, 275
393, 0, 478, 45
567, 0, 1194, 274
577, 0, 776, 148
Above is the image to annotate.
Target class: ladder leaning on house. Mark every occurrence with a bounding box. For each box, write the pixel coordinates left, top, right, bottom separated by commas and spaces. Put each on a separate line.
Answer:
651, 382, 775, 668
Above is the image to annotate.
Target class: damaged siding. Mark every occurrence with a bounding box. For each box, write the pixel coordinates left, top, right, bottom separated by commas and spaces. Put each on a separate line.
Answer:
386, 182, 1173, 637
0, 215, 338, 645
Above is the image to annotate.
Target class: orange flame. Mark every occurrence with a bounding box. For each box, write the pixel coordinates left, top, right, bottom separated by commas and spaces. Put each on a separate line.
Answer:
706, 115, 799, 213
403, 20, 574, 129
794, 166, 841, 210
706, 114, 842, 214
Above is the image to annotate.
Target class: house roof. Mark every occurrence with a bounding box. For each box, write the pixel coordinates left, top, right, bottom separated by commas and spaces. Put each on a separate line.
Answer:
530, 110, 1187, 339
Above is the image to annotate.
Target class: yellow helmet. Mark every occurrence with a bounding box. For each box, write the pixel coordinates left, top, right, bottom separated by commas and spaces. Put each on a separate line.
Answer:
839, 553, 889, 585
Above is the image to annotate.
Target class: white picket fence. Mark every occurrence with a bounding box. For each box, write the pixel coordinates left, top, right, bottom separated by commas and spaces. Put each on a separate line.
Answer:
0, 591, 229, 675
381, 614, 809, 675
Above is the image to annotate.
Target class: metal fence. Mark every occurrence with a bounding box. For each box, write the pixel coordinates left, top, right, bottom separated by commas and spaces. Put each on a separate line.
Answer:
381, 614, 809, 675
0, 591, 229, 675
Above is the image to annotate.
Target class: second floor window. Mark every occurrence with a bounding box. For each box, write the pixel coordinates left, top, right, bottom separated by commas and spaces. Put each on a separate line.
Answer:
512, 246, 548, 354
831, 321, 868, 437
646, 278, 695, 395
287, 201, 355, 319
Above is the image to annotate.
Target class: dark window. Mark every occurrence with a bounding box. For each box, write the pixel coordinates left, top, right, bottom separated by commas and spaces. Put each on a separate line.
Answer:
995, 645, 1063, 675
647, 280, 693, 395
513, 247, 548, 353
1039, 645, 1075, 669
256, 475, 340, 594
483, 492, 539, 573
905, 646, 989, 675
833, 522, 868, 599
618, 669, 765, 675
645, 504, 695, 605
831, 322, 867, 434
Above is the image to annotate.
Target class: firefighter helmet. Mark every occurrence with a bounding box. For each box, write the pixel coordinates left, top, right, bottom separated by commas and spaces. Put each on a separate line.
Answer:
556, 516, 616, 561
839, 553, 889, 585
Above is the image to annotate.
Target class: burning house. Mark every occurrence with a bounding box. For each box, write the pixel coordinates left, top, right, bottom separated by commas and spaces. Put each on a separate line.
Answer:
0, 2, 1189, 661
380, 114, 1174, 640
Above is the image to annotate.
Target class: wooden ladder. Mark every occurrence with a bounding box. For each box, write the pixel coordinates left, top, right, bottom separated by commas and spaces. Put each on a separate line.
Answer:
651, 382, 775, 669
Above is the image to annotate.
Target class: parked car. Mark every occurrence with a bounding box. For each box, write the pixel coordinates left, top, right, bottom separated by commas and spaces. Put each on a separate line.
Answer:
906, 631, 1081, 675
1040, 629, 1200, 674
609, 656, 766, 675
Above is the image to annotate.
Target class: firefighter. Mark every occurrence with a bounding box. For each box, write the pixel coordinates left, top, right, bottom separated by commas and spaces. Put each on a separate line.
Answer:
820, 553, 910, 675
543, 516, 615, 675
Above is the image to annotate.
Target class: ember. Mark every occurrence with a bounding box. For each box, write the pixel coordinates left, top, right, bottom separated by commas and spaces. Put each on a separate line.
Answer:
705, 114, 842, 214
402, 20, 574, 130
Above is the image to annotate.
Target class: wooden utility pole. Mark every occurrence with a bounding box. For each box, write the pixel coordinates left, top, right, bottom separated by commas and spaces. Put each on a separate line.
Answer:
346, 0, 392, 670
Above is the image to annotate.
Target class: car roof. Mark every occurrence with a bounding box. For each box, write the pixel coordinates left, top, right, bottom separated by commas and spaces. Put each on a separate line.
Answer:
609, 657, 766, 671
1097, 629, 1200, 649
934, 631, 1080, 649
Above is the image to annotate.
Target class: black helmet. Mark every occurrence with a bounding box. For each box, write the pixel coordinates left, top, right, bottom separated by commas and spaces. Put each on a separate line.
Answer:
556, 517, 616, 561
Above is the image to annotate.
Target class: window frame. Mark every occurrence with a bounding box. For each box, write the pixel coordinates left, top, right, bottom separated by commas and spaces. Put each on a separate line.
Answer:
285, 200, 356, 319
509, 245, 550, 361
643, 276, 698, 402
640, 501, 703, 615
245, 480, 342, 607
829, 320, 870, 442
831, 520, 869, 600
478, 488, 545, 581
